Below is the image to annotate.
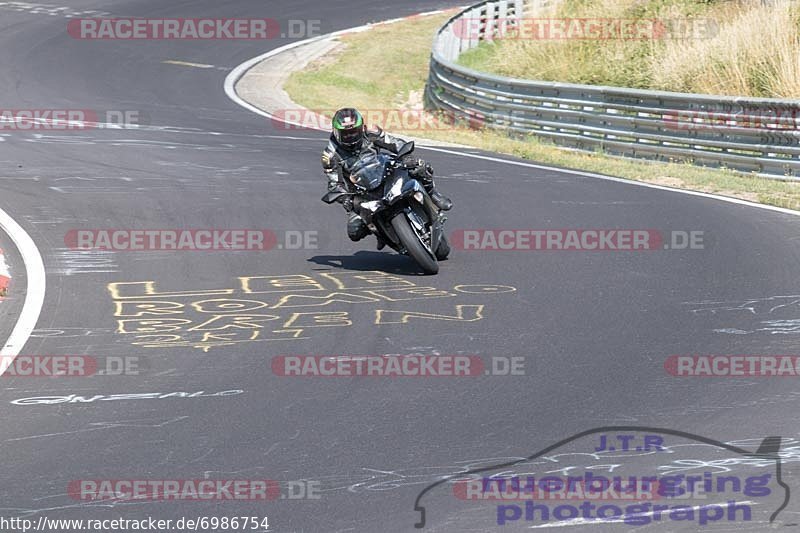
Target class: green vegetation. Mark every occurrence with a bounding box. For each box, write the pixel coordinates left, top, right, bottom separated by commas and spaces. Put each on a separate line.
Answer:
459, 0, 800, 97
284, 8, 800, 211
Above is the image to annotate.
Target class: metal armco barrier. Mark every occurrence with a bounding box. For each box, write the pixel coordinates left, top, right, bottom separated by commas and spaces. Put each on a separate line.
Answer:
425, 0, 800, 179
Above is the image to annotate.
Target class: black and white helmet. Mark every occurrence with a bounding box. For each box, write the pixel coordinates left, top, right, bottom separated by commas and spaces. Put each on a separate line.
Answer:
332, 108, 366, 150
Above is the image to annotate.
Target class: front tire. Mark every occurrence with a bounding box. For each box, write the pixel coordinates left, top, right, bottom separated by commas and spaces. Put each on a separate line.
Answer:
391, 213, 439, 274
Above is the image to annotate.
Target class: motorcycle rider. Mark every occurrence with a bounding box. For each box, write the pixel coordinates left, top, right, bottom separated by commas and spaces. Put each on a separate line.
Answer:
321, 108, 452, 246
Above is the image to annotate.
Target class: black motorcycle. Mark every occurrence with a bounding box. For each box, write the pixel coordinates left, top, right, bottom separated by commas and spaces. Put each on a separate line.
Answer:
322, 141, 450, 274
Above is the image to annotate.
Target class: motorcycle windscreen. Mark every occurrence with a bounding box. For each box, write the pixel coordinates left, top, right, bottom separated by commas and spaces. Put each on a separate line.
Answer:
349, 150, 390, 191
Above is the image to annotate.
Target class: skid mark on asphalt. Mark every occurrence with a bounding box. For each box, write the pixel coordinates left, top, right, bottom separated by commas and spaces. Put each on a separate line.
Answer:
49, 185, 172, 194
49, 249, 117, 276
4, 416, 189, 442
30, 327, 114, 338
48, 176, 157, 194
0, 2, 110, 18
154, 160, 271, 175
552, 200, 651, 205
174, 438, 800, 494
685, 294, 800, 335
24, 216, 73, 225
23, 135, 261, 152
686, 295, 800, 316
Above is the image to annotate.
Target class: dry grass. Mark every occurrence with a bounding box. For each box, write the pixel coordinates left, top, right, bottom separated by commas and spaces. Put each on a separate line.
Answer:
284, 8, 800, 211
285, 14, 445, 111
654, 3, 800, 96
459, 0, 800, 97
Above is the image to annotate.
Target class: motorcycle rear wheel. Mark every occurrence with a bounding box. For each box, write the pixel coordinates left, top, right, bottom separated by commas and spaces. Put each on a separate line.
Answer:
435, 233, 450, 261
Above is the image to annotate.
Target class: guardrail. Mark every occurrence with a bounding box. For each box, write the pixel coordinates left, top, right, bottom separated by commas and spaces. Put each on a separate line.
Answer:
425, 0, 800, 179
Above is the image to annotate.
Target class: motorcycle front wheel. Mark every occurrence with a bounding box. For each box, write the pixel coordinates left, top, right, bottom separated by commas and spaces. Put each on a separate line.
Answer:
390, 213, 439, 275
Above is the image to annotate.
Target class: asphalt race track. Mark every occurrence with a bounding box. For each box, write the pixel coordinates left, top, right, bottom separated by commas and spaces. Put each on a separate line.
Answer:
1, 1, 800, 532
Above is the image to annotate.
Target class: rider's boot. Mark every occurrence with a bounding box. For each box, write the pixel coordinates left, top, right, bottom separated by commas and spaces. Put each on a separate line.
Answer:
347, 213, 370, 242
413, 164, 452, 211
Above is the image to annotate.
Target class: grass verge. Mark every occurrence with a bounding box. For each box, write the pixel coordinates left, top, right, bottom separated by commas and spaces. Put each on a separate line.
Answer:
458, 0, 800, 98
284, 10, 800, 211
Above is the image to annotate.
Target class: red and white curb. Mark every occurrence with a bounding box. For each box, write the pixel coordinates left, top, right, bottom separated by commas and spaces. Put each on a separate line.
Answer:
0, 205, 46, 364
0, 247, 9, 299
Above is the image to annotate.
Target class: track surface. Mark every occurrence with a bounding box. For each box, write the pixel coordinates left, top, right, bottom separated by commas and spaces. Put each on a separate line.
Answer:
1, 1, 800, 531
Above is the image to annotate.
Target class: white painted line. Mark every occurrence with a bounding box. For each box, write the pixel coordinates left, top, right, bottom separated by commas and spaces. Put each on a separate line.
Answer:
423, 146, 800, 217
224, 11, 800, 219
163, 60, 216, 69
224, 8, 463, 130
224, 35, 330, 125
0, 248, 9, 297
0, 206, 46, 366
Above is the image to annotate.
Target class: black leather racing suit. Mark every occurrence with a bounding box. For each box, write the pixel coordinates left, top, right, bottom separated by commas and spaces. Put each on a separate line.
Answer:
321, 127, 444, 242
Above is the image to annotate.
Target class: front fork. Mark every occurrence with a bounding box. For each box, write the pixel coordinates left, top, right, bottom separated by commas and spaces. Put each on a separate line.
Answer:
404, 196, 445, 255
373, 175, 447, 252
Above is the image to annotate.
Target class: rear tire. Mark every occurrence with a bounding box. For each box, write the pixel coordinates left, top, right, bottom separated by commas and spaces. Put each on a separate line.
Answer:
391, 213, 439, 274
435, 233, 451, 261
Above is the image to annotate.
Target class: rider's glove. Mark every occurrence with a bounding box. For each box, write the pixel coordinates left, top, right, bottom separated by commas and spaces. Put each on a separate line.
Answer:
401, 156, 422, 169
341, 197, 354, 212
408, 160, 434, 180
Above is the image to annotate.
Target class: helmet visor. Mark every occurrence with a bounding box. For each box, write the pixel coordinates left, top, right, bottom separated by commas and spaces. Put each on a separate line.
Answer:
338, 127, 364, 147
333, 110, 364, 148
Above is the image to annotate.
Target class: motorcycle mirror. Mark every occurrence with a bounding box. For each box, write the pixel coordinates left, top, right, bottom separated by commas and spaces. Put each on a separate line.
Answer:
397, 141, 415, 158
321, 191, 347, 204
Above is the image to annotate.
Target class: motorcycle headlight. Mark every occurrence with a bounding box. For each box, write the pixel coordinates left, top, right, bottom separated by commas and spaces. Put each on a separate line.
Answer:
360, 200, 382, 212
387, 178, 403, 201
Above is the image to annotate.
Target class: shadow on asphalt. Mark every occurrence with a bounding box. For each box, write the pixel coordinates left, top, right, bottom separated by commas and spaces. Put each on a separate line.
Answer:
307, 250, 431, 275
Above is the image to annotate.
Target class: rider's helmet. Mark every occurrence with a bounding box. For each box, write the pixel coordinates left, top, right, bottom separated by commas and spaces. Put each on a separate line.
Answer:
332, 108, 366, 151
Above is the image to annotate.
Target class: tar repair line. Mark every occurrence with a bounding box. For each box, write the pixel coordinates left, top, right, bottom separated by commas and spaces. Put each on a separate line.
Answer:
224, 15, 800, 220
0, 205, 46, 365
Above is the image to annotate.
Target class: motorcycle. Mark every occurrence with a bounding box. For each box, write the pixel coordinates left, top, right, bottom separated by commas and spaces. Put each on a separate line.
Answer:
321, 141, 450, 275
